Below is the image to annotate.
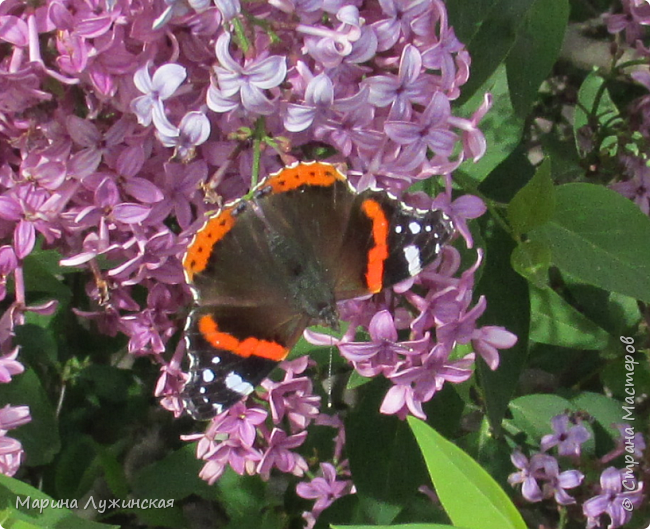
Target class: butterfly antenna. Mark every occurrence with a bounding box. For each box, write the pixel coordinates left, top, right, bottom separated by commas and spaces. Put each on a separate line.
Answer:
327, 335, 334, 409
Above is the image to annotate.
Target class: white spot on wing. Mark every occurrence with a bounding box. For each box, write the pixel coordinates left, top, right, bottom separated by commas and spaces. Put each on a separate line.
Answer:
409, 221, 421, 234
211, 357, 221, 364
202, 369, 215, 383
225, 372, 254, 396
404, 244, 421, 276
395, 225, 403, 234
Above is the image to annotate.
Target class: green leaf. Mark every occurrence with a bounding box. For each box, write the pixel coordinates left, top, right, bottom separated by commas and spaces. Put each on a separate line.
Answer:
446, 0, 499, 45
458, 0, 538, 104
475, 223, 530, 433
21, 249, 73, 303
346, 379, 426, 510
607, 292, 642, 333
0, 369, 60, 467
133, 444, 213, 501
509, 394, 574, 440
529, 183, 650, 303
54, 436, 98, 499
6, 518, 42, 529
13, 325, 58, 368
0, 474, 119, 529
347, 371, 372, 390
215, 470, 284, 529
332, 525, 464, 529
510, 239, 551, 288
507, 159, 555, 235
601, 356, 650, 404
571, 392, 627, 437
77, 365, 133, 404
95, 444, 129, 500
356, 497, 402, 527
129, 504, 187, 529
529, 285, 610, 349
506, 0, 569, 117
574, 73, 620, 156
408, 418, 526, 529
559, 278, 641, 337
478, 145, 535, 204
458, 66, 524, 183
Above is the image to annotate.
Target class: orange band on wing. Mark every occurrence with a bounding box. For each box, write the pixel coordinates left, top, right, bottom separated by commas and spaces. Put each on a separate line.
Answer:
183, 209, 235, 281
198, 315, 288, 361
361, 199, 389, 293
265, 162, 345, 194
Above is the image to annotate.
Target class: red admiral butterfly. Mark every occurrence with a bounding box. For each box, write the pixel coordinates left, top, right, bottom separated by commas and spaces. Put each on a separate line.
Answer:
181, 161, 454, 420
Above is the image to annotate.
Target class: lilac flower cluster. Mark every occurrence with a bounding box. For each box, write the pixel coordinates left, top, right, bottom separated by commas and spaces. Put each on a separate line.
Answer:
509, 414, 646, 529
183, 357, 352, 527
182, 358, 331, 481
0, 0, 513, 495
604, 1, 650, 214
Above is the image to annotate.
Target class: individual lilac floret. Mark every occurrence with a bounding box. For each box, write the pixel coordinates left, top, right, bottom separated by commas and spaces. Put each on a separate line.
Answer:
0, 348, 24, 383
508, 451, 549, 502
211, 402, 267, 447
148, 161, 208, 230
371, 0, 432, 51
263, 357, 321, 432
200, 439, 263, 485
131, 63, 187, 129
296, 462, 352, 517
337, 309, 429, 377
283, 70, 369, 133
299, 5, 377, 69
0, 186, 67, 259
540, 414, 591, 458
155, 342, 188, 417
207, 33, 287, 115
536, 454, 584, 505
384, 92, 457, 170
256, 428, 309, 480
381, 343, 474, 419
436, 295, 516, 370
509, 451, 583, 504
0, 405, 30, 477
155, 111, 211, 162
0, 246, 17, 303
611, 165, 650, 215
583, 467, 644, 529
363, 44, 433, 120
181, 403, 266, 484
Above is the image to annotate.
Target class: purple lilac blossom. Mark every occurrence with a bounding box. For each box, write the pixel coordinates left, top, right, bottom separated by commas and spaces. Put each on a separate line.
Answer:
508, 451, 583, 505
583, 467, 644, 529
296, 462, 353, 521
604, 1, 650, 218
540, 413, 591, 458
0, 0, 512, 491
0, 405, 30, 477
